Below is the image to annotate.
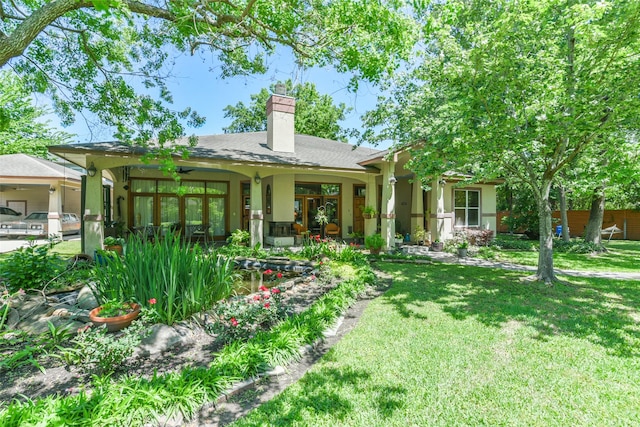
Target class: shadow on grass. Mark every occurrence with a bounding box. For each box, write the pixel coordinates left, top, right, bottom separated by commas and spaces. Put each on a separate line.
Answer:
379, 262, 640, 358
229, 348, 408, 426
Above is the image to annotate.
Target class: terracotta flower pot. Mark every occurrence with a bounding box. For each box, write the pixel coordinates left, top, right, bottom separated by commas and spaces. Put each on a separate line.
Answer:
103, 244, 123, 255
89, 303, 141, 332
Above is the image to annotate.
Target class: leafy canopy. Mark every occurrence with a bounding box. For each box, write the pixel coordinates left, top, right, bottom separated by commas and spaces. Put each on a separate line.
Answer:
223, 80, 353, 141
0, 0, 417, 150
364, 0, 640, 282
0, 71, 73, 157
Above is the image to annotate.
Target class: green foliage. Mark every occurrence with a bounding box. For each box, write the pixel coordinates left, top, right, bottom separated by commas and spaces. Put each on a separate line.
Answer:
298, 236, 332, 260
103, 236, 125, 246
226, 229, 250, 246
0, 71, 73, 155
0, 1, 415, 153
365, 0, 640, 281
0, 255, 374, 426
224, 80, 354, 141
331, 245, 368, 265
216, 242, 268, 259
0, 242, 65, 292
60, 321, 147, 375
553, 239, 606, 254
207, 284, 289, 344
91, 234, 238, 325
364, 234, 385, 251
490, 235, 537, 251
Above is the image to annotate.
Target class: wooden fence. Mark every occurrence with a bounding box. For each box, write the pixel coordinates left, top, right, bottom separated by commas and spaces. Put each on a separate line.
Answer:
496, 210, 640, 240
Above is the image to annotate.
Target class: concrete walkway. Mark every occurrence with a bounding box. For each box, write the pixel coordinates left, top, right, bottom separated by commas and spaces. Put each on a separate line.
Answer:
422, 249, 640, 281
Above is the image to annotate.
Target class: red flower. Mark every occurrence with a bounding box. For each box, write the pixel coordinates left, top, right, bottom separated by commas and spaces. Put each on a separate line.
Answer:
264, 302, 270, 309
253, 294, 261, 301
230, 317, 238, 327
263, 269, 273, 275
263, 293, 271, 299
276, 272, 283, 279
148, 298, 157, 305
259, 285, 268, 292
271, 288, 281, 294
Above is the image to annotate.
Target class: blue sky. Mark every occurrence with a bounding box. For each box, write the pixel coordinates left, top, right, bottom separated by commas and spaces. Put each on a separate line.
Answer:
52, 47, 391, 150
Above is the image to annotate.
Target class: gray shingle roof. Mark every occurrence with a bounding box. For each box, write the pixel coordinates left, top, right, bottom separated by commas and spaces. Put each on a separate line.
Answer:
0, 154, 83, 180
50, 132, 384, 172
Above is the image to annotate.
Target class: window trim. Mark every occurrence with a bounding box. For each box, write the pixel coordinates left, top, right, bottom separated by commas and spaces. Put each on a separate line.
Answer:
453, 188, 481, 228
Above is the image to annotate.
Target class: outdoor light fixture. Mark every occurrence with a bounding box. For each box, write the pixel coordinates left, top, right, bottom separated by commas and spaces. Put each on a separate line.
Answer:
87, 162, 97, 177
388, 176, 397, 185
438, 179, 446, 186
254, 173, 261, 184
49, 186, 55, 194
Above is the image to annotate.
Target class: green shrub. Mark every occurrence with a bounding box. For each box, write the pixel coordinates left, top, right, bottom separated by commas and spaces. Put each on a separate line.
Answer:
0, 242, 65, 292
490, 235, 536, 251
553, 239, 606, 254
226, 229, 250, 246
60, 321, 147, 375
91, 233, 238, 325
207, 284, 289, 344
364, 234, 385, 251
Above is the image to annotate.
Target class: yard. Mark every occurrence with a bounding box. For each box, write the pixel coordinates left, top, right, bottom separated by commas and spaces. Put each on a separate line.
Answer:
1, 238, 639, 425
231, 261, 640, 426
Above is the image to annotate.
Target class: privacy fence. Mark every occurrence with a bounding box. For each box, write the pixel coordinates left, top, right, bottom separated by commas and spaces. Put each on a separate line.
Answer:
496, 209, 640, 241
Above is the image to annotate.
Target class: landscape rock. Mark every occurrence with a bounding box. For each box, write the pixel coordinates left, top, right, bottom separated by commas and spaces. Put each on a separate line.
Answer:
136, 324, 189, 357
76, 285, 98, 310
5, 308, 19, 329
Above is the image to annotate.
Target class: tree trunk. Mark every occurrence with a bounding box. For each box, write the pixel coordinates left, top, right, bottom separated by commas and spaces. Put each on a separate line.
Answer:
583, 185, 605, 244
558, 185, 570, 242
536, 181, 557, 284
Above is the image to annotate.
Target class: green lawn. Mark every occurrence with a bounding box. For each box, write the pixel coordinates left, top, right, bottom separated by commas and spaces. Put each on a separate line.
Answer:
231, 263, 640, 426
494, 240, 640, 273
0, 239, 81, 262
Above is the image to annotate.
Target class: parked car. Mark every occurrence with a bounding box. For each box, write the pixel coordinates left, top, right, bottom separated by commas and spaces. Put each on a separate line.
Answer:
0, 207, 22, 222
0, 212, 81, 238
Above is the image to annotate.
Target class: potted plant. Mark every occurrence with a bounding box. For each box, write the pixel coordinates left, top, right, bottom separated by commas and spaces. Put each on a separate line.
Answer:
227, 229, 250, 246
89, 299, 141, 332
395, 232, 404, 246
103, 236, 125, 255
364, 233, 385, 255
431, 239, 444, 252
362, 206, 378, 219
457, 240, 469, 257
414, 225, 427, 246
348, 231, 364, 245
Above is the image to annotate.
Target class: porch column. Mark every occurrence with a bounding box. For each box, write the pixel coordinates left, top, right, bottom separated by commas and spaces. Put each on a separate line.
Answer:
381, 161, 396, 250
47, 184, 62, 237
410, 177, 424, 242
364, 174, 378, 237
430, 177, 445, 242
250, 174, 263, 248
83, 163, 104, 257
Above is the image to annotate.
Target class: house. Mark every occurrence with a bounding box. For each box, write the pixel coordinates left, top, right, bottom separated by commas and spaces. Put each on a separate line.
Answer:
0, 154, 82, 236
48, 92, 499, 256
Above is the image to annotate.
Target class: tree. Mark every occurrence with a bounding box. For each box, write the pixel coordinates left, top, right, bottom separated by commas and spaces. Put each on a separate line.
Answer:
0, 0, 416, 153
223, 80, 352, 140
364, 0, 640, 283
0, 71, 73, 157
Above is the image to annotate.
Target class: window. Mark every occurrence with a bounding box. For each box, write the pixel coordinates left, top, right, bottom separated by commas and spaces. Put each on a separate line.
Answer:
454, 189, 480, 227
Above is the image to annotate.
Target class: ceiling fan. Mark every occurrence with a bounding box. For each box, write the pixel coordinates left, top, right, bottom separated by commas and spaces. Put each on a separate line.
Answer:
177, 167, 194, 174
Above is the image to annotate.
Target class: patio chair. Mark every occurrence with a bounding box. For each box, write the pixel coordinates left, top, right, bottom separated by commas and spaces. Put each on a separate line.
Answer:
325, 222, 340, 238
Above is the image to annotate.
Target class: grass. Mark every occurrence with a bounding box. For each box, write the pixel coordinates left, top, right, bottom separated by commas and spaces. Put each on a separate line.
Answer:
231, 262, 640, 426
493, 240, 640, 273
0, 239, 81, 262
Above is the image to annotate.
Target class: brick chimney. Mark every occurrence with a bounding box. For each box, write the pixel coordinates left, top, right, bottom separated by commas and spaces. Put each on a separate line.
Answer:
266, 90, 295, 153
